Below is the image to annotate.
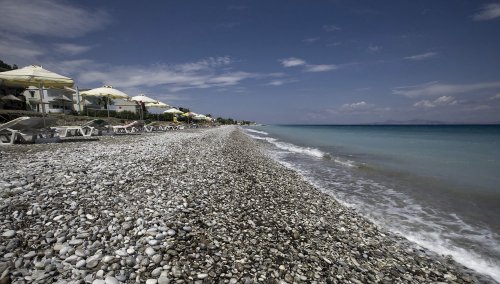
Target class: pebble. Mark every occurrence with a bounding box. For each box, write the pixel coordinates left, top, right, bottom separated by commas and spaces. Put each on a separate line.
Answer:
145, 247, 155, 256
197, 273, 208, 279
76, 260, 86, 268
157, 276, 171, 284
104, 276, 119, 284
0, 127, 492, 284
2, 230, 16, 238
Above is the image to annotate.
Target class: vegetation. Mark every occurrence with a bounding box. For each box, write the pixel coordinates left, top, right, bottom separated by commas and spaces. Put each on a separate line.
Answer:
1, 59, 253, 124
215, 117, 253, 125
0, 59, 18, 72
96, 97, 114, 110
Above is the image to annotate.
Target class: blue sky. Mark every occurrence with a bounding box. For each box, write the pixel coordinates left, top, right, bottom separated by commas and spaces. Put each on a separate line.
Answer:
1, 0, 500, 123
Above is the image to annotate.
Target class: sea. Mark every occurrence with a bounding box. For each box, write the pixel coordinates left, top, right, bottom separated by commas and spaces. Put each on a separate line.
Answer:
243, 124, 500, 282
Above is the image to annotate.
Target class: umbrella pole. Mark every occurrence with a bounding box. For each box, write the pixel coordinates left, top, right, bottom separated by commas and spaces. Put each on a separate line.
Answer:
39, 83, 46, 127
76, 86, 81, 113
107, 95, 110, 118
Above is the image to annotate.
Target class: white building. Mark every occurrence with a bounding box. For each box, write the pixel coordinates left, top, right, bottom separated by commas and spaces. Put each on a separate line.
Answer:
22, 87, 138, 114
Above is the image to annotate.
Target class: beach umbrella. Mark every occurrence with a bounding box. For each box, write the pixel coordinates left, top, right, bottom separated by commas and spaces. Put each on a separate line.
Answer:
131, 94, 157, 119
53, 95, 73, 113
182, 111, 197, 124
81, 98, 92, 105
131, 94, 157, 103
81, 86, 129, 118
182, 112, 197, 117
0, 65, 74, 126
0, 94, 22, 102
164, 108, 183, 114
145, 101, 169, 108
145, 101, 170, 120
193, 114, 207, 120
163, 108, 183, 122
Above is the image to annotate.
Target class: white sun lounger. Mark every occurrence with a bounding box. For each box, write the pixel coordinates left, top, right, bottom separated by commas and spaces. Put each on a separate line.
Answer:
52, 125, 95, 137
144, 122, 166, 132
112, 121, 143, 134
0, 116, 58, 145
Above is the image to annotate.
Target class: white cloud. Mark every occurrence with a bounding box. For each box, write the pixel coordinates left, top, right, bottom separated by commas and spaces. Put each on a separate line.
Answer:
0, 32, 43, 61
280, 57, 307, 67
54, 43, 95, 55
404, 52, 438, 61
471, 105, 491, 111
434, 95, 457, 105
305, 64, 338, 72
368, 45, 382, 53
279, 57, 337, 73
327, 42, 342, 47
413, 100, 436, 108
46, 59, 97, 76
393, 81, 500, 97
176, 56, 232, 72
336, 101, 390, 114
340, 101, 373, 111
303, 37, 320, 43
0, 0, 109, 38
490, 93, 500, 99
266, 78, 296, 86
268, 80, 285, 86
73, 57, 259, 92
414, 96, 458, 108
473, 3, 500, 21
323, 25, 341, 32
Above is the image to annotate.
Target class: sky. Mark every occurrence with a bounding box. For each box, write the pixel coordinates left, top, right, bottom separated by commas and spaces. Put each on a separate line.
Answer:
1, 0, 500, 124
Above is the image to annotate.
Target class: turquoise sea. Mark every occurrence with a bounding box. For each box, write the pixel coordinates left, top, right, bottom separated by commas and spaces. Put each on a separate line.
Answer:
244, 125, 500, 282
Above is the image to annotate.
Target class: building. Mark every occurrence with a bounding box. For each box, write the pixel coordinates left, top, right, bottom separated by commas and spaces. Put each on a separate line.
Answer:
112, 98, 139, 113
18, 87, 139, 115
22, 87, 77, 114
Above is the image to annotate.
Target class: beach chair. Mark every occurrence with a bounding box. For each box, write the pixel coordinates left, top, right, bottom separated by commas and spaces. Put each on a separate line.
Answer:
112, 121, 143, 134
144, 121, 165, 132
52, 125, 94, 137
0, 116, 58, 145
52, 119, 110, 137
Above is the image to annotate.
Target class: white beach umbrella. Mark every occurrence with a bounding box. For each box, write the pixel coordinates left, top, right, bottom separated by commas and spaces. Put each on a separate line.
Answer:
0, 94, 22, 102
0, 65, 74, 126
0, 65, 74, 88
193, 114, 207, 120
53, 95, 73, 113
80, 85, 129, 118
164, 108, 183, 114
145, 101, 170, 120
131, 94, 158, 120
145, 101, 170, 108
131, 94, 157, 103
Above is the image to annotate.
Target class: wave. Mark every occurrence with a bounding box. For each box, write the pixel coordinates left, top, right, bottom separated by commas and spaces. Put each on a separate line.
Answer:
266, 153, 500, 283
245, 133, 356, 167
245, 128, 269, 135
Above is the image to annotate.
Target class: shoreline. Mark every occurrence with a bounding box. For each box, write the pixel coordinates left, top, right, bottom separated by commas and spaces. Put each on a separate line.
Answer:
0, 126, 495, 283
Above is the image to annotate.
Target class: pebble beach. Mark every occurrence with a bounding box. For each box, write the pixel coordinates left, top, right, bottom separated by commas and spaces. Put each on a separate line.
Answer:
0, 126, 494, 283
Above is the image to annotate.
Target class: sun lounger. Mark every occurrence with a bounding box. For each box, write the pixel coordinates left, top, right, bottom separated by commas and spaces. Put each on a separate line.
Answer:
52, 119, 109, 137
52, 126, 94, 137
112, 121, 143, 134
144, 121, 166, 132
0, 116, 58, 145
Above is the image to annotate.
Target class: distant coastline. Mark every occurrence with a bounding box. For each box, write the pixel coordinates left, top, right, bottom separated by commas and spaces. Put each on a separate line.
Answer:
269, 120, 500, 126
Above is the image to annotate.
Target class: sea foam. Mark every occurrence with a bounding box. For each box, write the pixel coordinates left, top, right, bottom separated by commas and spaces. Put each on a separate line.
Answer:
245, 129, 269, 135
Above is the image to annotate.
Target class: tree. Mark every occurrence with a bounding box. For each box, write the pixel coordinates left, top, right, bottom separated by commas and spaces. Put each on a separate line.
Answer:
0, 59, 15, 71
96, 97, 114, 109
179, 107, 190, 113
